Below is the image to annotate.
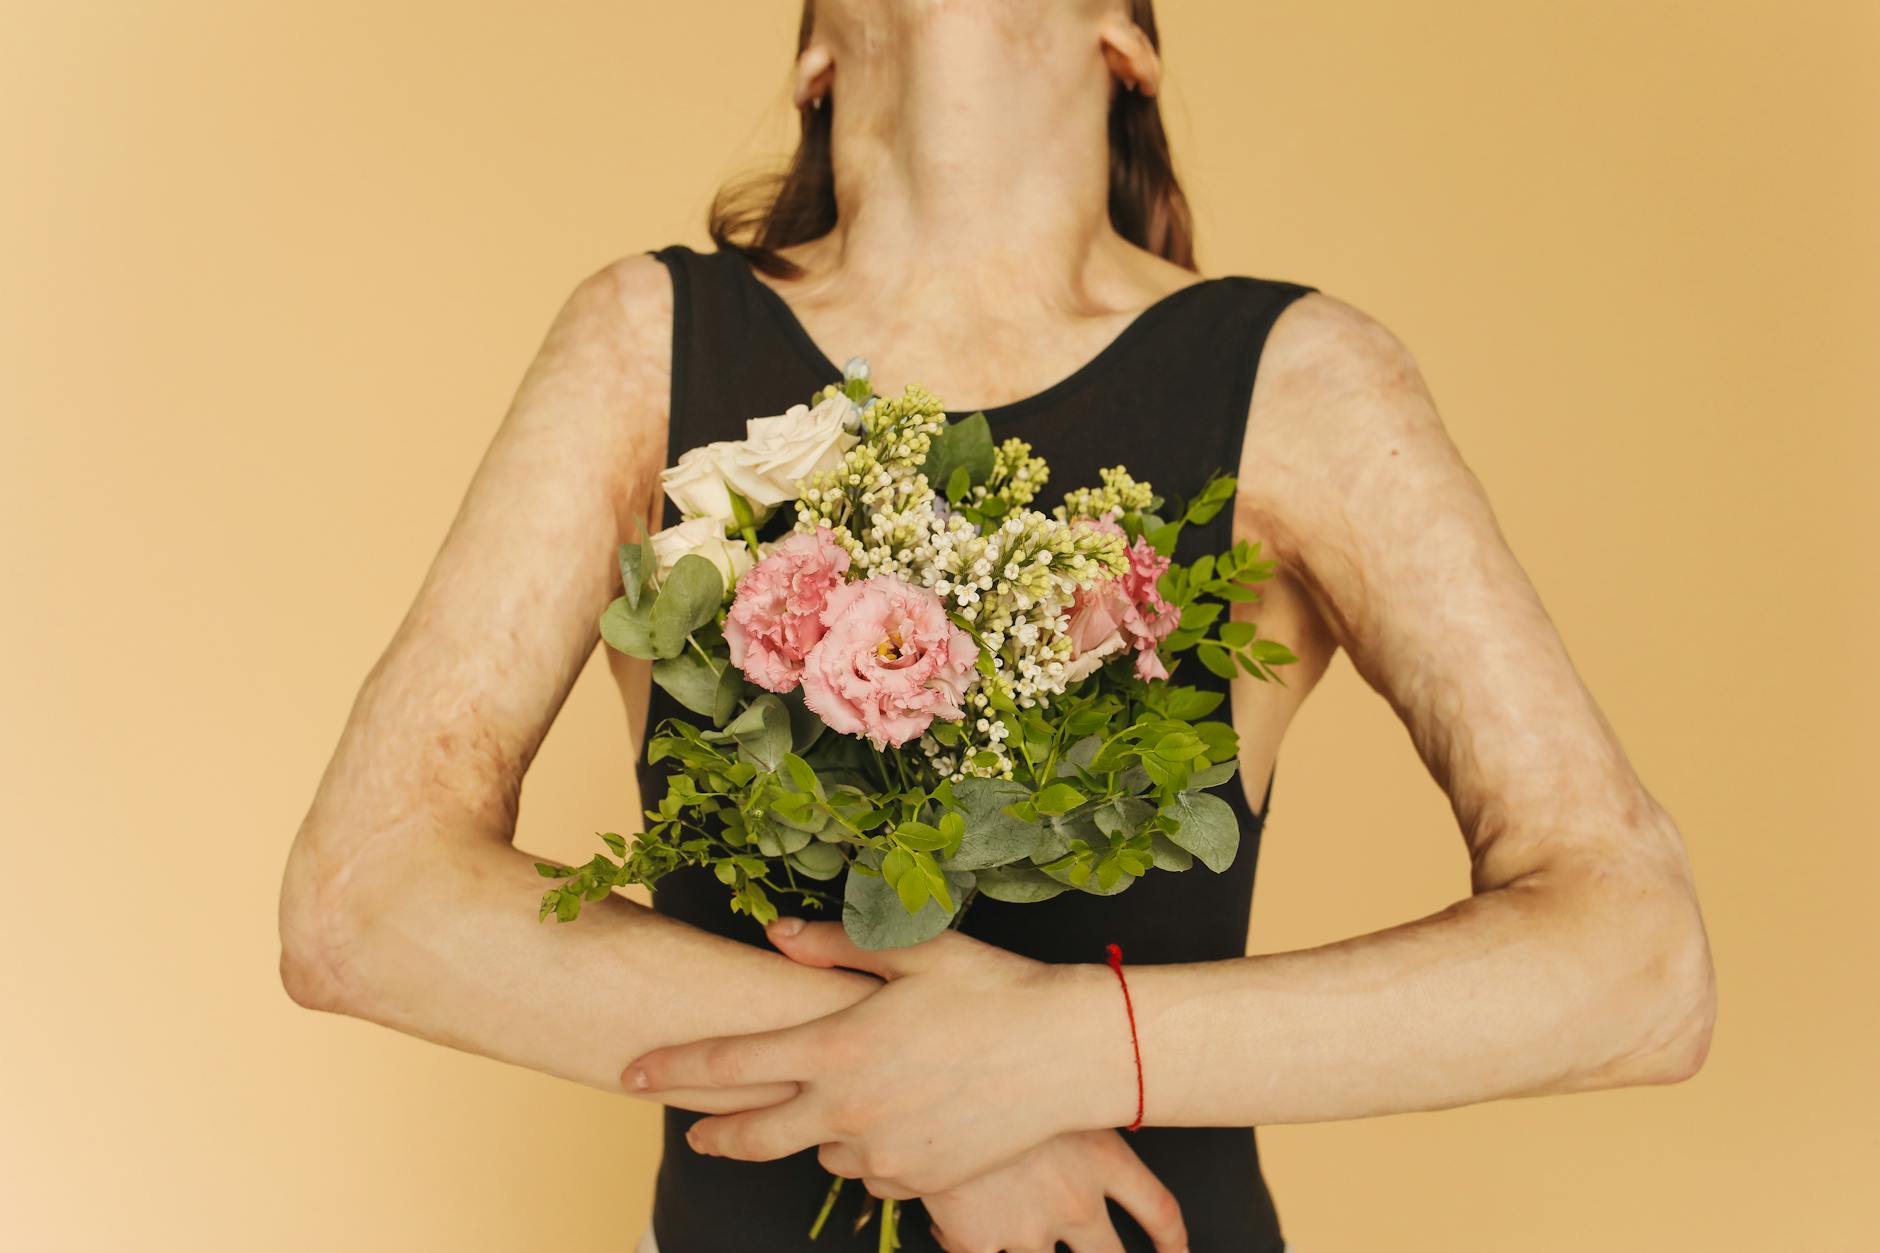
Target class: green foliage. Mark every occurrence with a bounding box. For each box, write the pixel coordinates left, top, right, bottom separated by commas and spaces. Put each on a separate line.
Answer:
919, 411, 995, 496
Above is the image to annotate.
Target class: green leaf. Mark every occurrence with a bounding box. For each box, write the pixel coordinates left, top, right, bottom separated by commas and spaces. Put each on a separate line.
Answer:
788, 841, 847, 881
1216, 621, 1257, 649
943, 778, 1051, 870
725, 694, 792, 772
1164, 790, 1240, 873
1093, 797, 1155, 840
534, 861, 572, 878
1145, 521, 1183, 557
650, 554, 725, 658
1196, 642, 1239, 680
972, 864, 1070, 904
919, 411, 995, 493
599, 596, 657, 659
780, 752, 824, 800
652, 652, 729, 719
1194, 720, 1239, 763
1031, 782, 1087, 817
843, 852, 965, 949
618, 541, 651, 612
782, 687, 827, 753
712, 662, 742, 726
1149, 832, 1195, 871
1252, 639, 1299, 665
1188, 759, 1239, 789
1043, 855, 1136, 896
893, 821, 950, 853
945, 464, 972, 504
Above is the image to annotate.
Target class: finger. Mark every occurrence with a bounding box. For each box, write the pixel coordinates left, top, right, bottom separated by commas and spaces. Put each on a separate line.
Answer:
765, 917, 938, 979
623, 1025, 815, 1093
818, 1142, 864, 1179
637, 1080, 800, 1115
1063, 1218, 1127, 1253
684, 1101, 826, 1163
928, 1223, 958, 1253
862, 1175, 916, 1201
1106, 1156, 1189, 1253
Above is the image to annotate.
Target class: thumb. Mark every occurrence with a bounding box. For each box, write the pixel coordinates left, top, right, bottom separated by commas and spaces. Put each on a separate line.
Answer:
765, 918, 927, 979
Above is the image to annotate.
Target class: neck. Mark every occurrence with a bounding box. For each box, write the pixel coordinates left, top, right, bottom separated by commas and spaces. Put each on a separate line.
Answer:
809, 6, 1133, 309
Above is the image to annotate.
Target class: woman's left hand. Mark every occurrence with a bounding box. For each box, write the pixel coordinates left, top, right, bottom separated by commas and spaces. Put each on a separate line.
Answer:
622, 917, 1137, 1196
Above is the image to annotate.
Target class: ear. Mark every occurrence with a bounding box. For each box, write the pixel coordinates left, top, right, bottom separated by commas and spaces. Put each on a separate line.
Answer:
1098, 17, 1162, 98
792, 41, 836, 110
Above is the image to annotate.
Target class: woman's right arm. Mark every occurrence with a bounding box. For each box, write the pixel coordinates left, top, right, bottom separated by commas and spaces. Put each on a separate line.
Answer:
276, 254, 875, 1094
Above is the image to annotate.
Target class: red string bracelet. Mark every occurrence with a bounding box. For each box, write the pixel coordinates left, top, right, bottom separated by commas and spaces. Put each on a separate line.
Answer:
1104, 942, 1145, 1132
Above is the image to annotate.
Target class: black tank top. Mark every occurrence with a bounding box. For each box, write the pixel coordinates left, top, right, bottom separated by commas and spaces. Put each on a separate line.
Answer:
640, 243, 1317, 1253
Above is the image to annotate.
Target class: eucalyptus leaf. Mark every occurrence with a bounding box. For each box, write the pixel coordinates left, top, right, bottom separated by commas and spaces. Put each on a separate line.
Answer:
781, 687, 828, 753
1188, 759, 1239, 789
652, 652, 726, 719
1149, 832, 1195, 871
650, 554, 724, 658
726, 694, 792, 772
1164, 789, 1240, 873
711, 662, 742, 727
1093, 796, 1155, 840
972, 864, 1069, 904
618, 541, 651, 612
946, 778, 1051, 871
598, 596, 656, 659
788, 841, 847, 881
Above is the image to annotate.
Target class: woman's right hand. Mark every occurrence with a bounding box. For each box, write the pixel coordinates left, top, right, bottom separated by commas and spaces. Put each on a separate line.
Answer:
915, 1128, 1188, 1253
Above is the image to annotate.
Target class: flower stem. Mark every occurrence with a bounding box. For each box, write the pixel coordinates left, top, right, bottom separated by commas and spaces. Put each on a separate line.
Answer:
686, 633, 722, 677
807, 1173, 844, 1241
878, 1197, 899, 1252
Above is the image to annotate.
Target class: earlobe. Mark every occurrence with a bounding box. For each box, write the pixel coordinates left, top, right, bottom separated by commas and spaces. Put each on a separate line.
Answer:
793, 43, 836, 110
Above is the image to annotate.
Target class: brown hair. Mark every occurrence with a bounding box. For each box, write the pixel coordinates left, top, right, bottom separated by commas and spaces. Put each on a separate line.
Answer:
709, 0, 1196, 278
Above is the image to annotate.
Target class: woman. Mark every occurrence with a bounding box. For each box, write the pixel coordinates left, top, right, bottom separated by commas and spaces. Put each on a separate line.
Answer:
277, 2, 1717, 1250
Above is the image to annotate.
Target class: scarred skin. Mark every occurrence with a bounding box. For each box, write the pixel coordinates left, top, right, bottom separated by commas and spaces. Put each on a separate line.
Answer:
277, 2, 1715, 1250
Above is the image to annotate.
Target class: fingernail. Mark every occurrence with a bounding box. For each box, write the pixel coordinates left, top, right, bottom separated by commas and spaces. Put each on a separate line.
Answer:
624, 1067, 649, 1091
769, 916, 806, 937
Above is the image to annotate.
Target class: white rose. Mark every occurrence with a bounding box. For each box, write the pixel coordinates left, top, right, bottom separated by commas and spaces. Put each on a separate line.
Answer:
717, 392, 861, 508
648, 516, 755, 587
660, 441, 746, 521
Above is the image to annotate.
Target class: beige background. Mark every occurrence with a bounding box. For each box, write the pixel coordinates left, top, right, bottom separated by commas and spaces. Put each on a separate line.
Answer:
4, 1, 1875, 1249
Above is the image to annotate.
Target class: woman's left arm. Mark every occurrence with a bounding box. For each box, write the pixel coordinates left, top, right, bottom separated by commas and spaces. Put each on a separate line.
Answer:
623, 291, 1717, 1195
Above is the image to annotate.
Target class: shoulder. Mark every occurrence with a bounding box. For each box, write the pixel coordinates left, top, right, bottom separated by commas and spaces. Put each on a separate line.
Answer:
553, 251, 678, 363
1237, 288, 1461, 544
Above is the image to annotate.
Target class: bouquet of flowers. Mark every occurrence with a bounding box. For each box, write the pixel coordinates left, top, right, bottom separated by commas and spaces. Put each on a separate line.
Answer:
533, 359, 1295, 1247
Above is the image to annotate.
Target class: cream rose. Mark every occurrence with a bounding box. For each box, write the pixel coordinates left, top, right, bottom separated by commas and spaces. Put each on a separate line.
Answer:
717, 392, 861, 508
648, 516, 756, 585
659, 442, 743, 521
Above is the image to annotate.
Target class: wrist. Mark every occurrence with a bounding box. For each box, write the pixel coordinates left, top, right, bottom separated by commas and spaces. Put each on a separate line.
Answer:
1041, 960, 1144, 1132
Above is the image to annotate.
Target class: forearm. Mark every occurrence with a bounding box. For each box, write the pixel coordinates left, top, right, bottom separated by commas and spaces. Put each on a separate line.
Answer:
280, 825, 874, 1093
1059, 860, 1715, 1131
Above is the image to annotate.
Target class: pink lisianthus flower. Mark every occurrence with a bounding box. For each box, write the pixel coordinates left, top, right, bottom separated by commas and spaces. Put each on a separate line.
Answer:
799, 576, 979, 747
1062, 513, 1182, 683
724, 527, 851, 693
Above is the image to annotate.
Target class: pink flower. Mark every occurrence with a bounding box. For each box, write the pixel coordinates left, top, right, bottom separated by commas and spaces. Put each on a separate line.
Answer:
1062, 514, 1181, 684
725, 527, 851, 693
799, 576, 979, 747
